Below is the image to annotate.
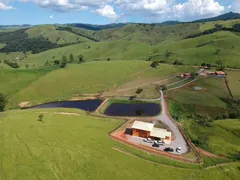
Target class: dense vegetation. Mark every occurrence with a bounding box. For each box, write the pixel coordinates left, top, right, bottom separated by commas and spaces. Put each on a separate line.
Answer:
0, 29, 59, 53
0, 92, 7, 111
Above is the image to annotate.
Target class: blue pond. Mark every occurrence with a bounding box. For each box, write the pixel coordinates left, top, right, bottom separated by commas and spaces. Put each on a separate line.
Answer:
27, 99, 103, 112
104, 103, 160, 117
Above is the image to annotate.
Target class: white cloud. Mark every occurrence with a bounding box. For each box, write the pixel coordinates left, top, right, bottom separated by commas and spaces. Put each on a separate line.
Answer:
95, 4, 117, 20
168, 0, 225, 20
50, 15, 54, 19
19, 0, 112, 12
0, 1, 14, 10
116, 0, 225, 21
116, 0, 169, 11
232, 0, 240, 13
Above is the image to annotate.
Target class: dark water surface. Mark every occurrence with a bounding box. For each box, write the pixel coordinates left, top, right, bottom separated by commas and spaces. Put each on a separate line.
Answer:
104, 103, 160, 117
28, 99, 103, 112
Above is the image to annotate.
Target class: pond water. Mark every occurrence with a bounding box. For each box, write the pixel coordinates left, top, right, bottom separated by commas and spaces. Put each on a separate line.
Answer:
27, 99, 103, 112
104, 103, 160, 117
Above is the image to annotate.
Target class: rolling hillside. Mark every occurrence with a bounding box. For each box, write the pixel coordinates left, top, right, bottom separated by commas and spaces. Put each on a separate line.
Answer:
1, 17, 240, 68
26, 25, 92, 44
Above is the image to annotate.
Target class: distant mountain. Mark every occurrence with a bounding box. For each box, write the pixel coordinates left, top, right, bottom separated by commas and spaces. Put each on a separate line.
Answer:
0, 24, 31, 30
193, 12, 240, 23
67, 23, 128, 31
154, 21, 180, 26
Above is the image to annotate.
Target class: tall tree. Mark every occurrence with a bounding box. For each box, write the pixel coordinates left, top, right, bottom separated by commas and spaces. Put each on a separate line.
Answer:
78, 55, 84, 63
69, 54, 75, 63
60, 55, 67, 68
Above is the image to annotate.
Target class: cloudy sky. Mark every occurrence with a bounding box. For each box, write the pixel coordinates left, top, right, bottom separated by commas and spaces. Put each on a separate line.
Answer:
0, 0, 239, 25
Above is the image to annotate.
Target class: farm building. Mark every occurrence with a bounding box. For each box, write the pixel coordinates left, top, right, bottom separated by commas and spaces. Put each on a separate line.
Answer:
131, 121, 172, 144
215, 71, 226, 77
179, 73, 191, 78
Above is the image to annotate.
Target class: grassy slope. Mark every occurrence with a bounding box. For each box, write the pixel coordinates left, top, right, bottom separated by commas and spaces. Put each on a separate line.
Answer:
0, 43, 5, 49
23, 40, 152, 66
151, 31, 240, 67
22, 30, 240, 68
167, 77, 230, 108
8, 61, 195, 108
94, 23, 200, 44
183, 118, 240, 158
0, 109, 239, 180
199, 19, 240, 32
26, 25, 92, 45
0, 68, 54, 96
226, 71, 240, 98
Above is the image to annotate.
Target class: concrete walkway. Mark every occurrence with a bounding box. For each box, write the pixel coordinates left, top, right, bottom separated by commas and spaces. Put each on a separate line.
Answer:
157, 90, 188, 154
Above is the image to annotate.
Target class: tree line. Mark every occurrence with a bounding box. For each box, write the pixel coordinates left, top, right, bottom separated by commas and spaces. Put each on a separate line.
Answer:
185, 23, 240, 39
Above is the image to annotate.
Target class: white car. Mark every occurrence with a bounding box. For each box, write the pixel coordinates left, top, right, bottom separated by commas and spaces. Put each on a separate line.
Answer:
176, 147, 182, 153
143, 138, 153, 143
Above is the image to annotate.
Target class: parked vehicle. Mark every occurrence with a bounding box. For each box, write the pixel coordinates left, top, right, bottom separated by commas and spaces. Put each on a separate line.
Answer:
152, 143, 160, 148
164, 147, 174, 152
143, 138, 153, 143
154, 140, 164, 145
176, 147, 182, 153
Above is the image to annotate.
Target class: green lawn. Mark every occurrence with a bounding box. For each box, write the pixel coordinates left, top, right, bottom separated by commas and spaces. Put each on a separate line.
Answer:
0, 109, 239, 180
227, 71, 240, 98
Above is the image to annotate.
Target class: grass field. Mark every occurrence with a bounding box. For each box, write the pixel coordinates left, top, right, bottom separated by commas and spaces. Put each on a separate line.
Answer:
0, 109, 239, 180
226, 71, 240, 98
0, 67, 54, 97
183, 118, 240, 158
199, 19, 240, 32
7, 61, 196, 108
167, 77, 230, 108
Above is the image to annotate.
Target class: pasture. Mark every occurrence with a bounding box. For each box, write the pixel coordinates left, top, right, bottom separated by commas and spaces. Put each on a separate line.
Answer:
7, 61, 196, 108
167, 77, 230, 108
0, 68, 53, 97
0, 109, 239, 180
183, 118, 240, 158
227, 71, 240, 98
26, 25, 92, 45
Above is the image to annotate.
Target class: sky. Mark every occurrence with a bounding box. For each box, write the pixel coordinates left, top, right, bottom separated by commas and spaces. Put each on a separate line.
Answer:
0, 0, 239, 25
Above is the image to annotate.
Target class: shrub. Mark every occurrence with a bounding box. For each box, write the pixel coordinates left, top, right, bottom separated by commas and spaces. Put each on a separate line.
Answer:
150, 61, 159, 68
38, 114, 44, 121
136, 88, 143, 94
0, 92, 7, 112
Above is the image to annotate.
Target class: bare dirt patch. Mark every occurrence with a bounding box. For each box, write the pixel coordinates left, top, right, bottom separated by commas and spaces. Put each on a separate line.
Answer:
19, 101, 31, 108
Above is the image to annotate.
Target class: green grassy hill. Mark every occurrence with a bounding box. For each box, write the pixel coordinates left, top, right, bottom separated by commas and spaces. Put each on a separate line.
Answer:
23, 40, 152, 66
1, 19, 240, 68
151, 31, 240, 68
26, 25, 92, 45
7, 61, 195, 108
0, 68, 54, 96
94, 23, 200, 44
0, 109, 239, 180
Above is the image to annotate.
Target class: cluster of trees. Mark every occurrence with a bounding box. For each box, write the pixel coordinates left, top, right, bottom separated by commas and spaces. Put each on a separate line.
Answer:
0, 29, 60, 53
4, 60, 20, 68
186, 23, 240, 39
56, 26, 99, 42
